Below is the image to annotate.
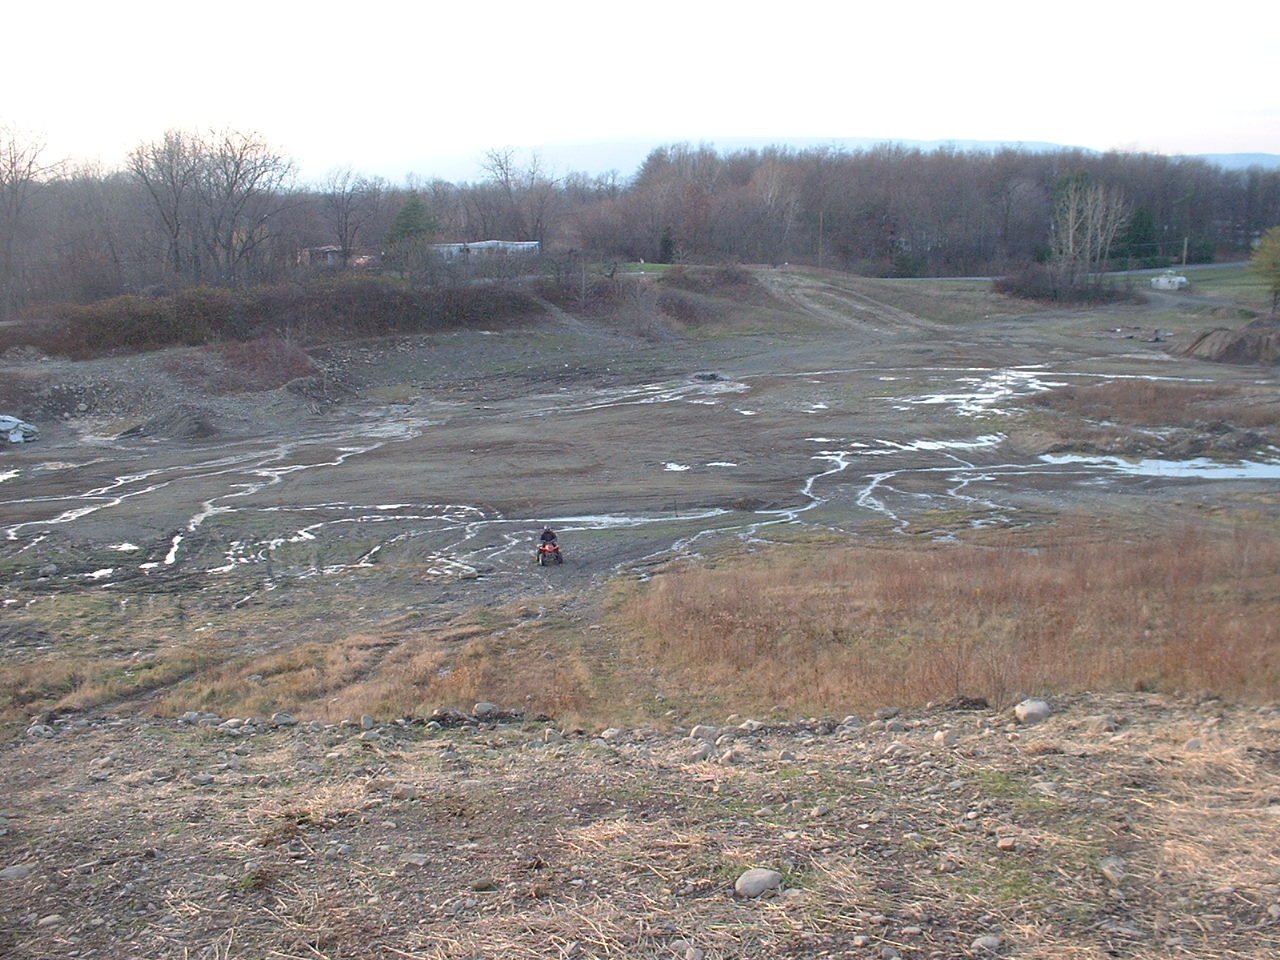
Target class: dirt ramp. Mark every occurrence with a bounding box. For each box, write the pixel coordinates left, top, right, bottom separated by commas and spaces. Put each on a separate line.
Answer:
1178, 317, 1280, 365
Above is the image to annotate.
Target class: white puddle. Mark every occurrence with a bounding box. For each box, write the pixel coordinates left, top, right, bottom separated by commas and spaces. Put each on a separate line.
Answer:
1041, 454, 1280, 480
0, 469, 18, 484
894, 369, 1066, 416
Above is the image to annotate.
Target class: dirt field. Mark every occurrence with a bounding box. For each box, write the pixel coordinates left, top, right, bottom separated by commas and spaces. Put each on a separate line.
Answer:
2, 267, 1279, 957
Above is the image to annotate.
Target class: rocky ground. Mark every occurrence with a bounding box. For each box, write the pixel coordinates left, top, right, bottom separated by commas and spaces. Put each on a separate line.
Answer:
3, 693, 1278, 959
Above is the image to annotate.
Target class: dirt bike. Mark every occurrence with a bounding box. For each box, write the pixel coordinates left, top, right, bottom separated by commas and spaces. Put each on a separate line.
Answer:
536, 541, 563, 566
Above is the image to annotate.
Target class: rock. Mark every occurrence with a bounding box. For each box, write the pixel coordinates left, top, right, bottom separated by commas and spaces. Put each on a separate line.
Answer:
972, 933, 1003, 953
852, 934, 872, 947
391, 783, 418, 800
36, 914, 63, 927
473, 702, 499, 719
26, 724, 55, 739
670, 940, 704, 960
0, 864, 34, 881
1014, 699, 1052, 724
360, 714, 376, 730
875, 707, 900, 720
190, 773, 214, 786
1184, 738, 1202, 751
1099, 856, 1126, 886
689, 724, 720, 742
996, 837, 1018, 851
271, 712, 297, 727
778, 749, 797, 762
358, 730, 381, 742
401, 852, 430, 867
933, 730, 958, 747
599, 727, 625, 743
734, 868, 782, 898
738, 719, 764, 733
1085, 714, 1119, 734
689, 743, 714, 762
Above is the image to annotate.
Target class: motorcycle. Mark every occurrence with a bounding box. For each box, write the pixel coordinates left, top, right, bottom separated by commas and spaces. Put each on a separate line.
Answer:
536, 541, 563, 566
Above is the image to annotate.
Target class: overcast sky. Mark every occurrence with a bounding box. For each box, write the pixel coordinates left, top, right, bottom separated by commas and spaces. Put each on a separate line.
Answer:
5, 0, 1276, 184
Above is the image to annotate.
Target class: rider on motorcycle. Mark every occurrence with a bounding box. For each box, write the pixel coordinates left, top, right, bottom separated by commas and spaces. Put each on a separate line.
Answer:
537, 529, 563, 568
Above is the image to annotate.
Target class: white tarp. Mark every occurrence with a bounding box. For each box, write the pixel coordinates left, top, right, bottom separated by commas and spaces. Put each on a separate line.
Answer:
1, 415, 38, 443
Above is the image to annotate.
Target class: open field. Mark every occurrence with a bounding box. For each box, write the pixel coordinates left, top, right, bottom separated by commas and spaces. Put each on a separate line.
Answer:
2, 265, 1278, 957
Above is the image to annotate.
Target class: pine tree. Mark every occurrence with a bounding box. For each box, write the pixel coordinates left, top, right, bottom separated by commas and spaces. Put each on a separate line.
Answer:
386, 193, 438, 247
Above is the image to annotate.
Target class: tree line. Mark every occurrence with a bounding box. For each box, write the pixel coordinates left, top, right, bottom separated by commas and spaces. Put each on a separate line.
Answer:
3, 125, 1280, 320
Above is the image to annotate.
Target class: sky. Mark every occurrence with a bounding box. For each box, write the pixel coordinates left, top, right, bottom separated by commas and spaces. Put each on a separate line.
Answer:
4, 0, 1277, 184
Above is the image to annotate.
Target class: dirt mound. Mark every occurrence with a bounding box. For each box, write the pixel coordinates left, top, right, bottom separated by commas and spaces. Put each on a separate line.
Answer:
117, 403, 221, 440
1177, 317, 1280, 365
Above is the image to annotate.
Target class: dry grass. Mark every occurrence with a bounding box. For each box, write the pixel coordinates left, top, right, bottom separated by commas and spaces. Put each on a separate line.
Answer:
1030, 379, 1279, 431
615, 525, 1280, 715
162, 336, 315, 395
0, 642, 218, 722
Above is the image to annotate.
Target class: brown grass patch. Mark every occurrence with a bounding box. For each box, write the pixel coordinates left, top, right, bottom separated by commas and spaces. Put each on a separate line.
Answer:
1030, 379, 1279, 431
0, 641, 219, 722
615, 525, 1280, 715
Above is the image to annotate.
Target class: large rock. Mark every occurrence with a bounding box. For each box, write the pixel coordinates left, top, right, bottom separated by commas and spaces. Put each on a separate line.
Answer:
734, 868, 782, 897
1014, 699, 1053, 725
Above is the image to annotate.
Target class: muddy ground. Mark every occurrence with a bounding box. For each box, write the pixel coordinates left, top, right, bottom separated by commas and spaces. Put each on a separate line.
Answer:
3, 270, 1277, 615
1, 267, 1279, 958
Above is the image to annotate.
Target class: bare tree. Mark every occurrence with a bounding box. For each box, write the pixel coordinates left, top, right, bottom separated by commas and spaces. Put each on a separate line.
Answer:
480, 149, 560, 243
129, 130, 200, 279
0, 127, 60, 320
194, 130, 295, 285
320, 167, 385, 266
1049, 174, 1129, 291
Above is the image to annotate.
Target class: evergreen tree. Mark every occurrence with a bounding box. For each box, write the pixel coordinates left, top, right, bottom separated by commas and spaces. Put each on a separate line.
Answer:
386, 192, 438, 247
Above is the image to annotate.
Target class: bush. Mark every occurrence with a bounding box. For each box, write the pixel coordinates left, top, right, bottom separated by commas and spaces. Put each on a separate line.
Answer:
994, 264, 1138, 304
3, 276, 543, 360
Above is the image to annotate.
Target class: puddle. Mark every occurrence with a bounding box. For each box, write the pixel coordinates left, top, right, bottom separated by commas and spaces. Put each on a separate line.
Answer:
1041, 454, 1280, 480
0, 470, 17, 484
707, 461, 737, 468
894, 369, 1066, 416
663, 463, 690, 472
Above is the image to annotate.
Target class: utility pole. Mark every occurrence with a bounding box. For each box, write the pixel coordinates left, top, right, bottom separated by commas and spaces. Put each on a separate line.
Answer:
817, 210, 824, 269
